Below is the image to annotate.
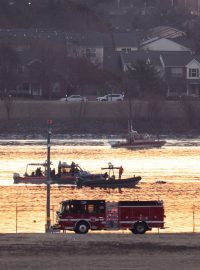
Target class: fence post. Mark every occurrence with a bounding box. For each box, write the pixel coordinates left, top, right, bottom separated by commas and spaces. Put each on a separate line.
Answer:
16, 203, 18, 233
52, 205, 54, 225
193, 204, 195, 233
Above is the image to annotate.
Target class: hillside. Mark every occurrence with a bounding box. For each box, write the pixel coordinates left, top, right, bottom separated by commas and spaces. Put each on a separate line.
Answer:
0, 0, 108, 31
0, 0, 194, 32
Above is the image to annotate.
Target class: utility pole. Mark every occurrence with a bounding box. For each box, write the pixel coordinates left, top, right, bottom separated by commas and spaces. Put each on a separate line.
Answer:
45, 119, 52, 232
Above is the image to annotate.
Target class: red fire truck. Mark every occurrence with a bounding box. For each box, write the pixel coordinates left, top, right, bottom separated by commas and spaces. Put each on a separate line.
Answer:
53, 200, 165, 234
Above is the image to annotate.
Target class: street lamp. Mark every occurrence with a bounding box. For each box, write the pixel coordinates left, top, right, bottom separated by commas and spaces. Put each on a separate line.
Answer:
45, 119, 52, 232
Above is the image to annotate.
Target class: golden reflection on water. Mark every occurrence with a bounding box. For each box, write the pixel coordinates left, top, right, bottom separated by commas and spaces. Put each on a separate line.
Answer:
0, 140, 200, 233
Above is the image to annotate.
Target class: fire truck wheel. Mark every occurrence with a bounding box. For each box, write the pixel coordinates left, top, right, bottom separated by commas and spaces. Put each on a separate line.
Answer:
75, 221, 89, 234
132, 222, 147, 234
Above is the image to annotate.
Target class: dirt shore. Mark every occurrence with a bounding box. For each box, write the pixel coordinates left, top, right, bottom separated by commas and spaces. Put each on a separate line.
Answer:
0, 233, 200, 270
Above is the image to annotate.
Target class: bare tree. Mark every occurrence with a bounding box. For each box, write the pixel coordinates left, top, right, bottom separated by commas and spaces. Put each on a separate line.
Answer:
0, 43, 19, 98
128, 60, 166, 99
3, 95, 14, 120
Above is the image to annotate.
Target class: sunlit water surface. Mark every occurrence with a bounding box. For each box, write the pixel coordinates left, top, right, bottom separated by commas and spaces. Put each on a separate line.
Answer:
0, 138, 200, 233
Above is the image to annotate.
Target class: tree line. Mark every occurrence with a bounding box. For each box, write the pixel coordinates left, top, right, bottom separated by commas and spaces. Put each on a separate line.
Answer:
0, 42, 166, 100
0, 0, 107, 31
0, 0, 195, 31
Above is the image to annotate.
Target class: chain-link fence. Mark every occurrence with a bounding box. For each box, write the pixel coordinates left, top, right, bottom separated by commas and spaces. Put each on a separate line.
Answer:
0, 203, 200, 233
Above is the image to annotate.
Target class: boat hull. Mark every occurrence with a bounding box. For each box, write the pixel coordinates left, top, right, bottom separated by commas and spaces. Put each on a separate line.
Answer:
13, 173, 104, 185
77, 176, 141, 189
111, 140, 166, 149
13, 175, 76, 185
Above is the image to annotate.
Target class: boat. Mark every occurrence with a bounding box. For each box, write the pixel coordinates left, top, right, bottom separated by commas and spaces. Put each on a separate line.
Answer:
77, 176, 141, 189
13, 161, 102, 185
76, 163, 141, 189
110, 121, 166, 150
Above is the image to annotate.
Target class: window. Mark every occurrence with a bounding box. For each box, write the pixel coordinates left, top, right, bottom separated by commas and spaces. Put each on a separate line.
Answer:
122, 48, 131, 53
22, 83, 29, 91
68, 202, 87, 214
63, 200, 105, 215
73, 48, 78, 56
171, 68, 183, 78
86, 48, 96, 58
189, 68, 199, 78
31, 83, 41, 96
111, 94, 120, 97
88, 204, 95, 214
190, 84, 198, 95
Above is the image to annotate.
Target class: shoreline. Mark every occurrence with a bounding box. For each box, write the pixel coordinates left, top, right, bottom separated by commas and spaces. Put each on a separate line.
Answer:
0, 233, 200, 269
0, 132, 199, 140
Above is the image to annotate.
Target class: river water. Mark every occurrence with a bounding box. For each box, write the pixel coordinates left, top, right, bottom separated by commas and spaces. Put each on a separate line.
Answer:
0, 138, 200, 233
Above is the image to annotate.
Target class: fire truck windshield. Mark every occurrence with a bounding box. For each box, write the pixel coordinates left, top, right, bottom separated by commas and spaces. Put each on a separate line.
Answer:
59, 203, 69, 213
59, 200, 106, 215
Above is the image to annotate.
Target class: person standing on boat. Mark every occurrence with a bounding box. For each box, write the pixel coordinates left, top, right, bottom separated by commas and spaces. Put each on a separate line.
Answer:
36, 167, 42, 177
118, 166, 124, 180
70, 161, 76, 175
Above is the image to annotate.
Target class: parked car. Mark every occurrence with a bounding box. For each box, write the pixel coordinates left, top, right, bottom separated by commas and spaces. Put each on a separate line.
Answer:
65, 95, 87, 102
96, 93, 124, 102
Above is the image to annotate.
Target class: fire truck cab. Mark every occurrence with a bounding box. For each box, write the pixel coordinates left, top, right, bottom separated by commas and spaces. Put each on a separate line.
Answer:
54, 199, 165, 234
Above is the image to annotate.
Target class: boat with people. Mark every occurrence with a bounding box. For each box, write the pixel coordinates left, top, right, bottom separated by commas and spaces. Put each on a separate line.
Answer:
109, 121, 166, 150
76, 163, 141, 189
13, 161, 102, 185
13, 161, 141, 189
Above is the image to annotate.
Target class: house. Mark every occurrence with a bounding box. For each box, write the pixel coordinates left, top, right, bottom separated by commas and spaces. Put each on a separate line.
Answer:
65, 32, 112, 67
1, 28, 199, 99
104, 47, 166, 76
160, 52, 200, 98
0, 29, 65, 97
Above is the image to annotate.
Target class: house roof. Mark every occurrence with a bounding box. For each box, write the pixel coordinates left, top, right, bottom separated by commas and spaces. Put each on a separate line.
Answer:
112, 31, 141, 48
65, 32, 112, 47
17, 51, 42, 65
145, 26, 186, 39
160, 52, 200, 67
0, 28, 66, 51
168, 37, 196, 52
121, 50, 161, 66
141, 37, 191, 52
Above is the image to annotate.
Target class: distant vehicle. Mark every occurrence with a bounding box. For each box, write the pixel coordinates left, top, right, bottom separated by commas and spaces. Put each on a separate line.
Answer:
66, 95, 87, 102
96, 93, 124, 102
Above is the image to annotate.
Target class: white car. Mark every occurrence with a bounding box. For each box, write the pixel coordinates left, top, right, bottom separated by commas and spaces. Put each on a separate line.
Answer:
96, 93, 124, 102
65, 95, 87, 102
